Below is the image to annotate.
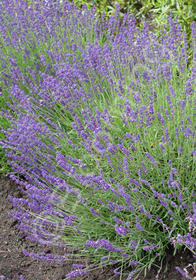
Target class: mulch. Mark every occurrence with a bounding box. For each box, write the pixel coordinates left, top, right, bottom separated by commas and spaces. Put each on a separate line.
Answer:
0, 173, 196, 280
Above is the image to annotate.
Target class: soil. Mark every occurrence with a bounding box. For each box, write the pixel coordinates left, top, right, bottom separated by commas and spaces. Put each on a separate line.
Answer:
0, 173, 196, 280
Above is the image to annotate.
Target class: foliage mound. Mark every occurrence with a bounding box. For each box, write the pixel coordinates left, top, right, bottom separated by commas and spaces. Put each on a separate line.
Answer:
0, 0, 196, 279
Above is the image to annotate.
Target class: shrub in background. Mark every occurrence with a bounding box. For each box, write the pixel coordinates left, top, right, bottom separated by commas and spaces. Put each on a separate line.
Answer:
0, 0, 196, 279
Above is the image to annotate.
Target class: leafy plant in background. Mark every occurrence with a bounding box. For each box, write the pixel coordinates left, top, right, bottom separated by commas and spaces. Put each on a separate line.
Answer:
0, 0, 196, 279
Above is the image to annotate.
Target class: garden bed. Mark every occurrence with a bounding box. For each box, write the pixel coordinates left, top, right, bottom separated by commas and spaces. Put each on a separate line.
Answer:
1, 174, 195, 279
1, 1, 196, 279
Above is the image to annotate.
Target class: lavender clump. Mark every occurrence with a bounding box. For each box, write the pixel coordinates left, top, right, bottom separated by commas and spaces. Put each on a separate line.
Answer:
0, 0, 196, 279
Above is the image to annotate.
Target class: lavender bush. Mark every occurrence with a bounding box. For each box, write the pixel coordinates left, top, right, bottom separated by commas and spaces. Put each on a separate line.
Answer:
0, 0, 196, 279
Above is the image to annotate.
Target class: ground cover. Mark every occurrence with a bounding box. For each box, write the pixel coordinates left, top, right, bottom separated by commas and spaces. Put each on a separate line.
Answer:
0, 0, 196, 279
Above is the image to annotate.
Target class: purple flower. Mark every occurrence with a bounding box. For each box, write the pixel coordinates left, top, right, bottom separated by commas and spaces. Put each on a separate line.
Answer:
179, 192, 184, 204
160, 143, 166, 151
97, 199, 105, 206
132, 188, 139, 192
145, 152, 158, 167
143, 245, 154, 251
130, 240, 138, 250
178, 147, 183, 154
115, 224, 127, 236
165, 94, 172, 105
127, 269, 138, 279
160, 200, 169, 209
187, 116, 192, 124
157, 112, 165, 126
179, 100, 186, 111
121, 253, 129, 258
139, 206, 152, 219
135, 217, 144, 231
129, 260, 139, 266
141, 161, 148, 173
113, 268, 120, 275
72, 264, 85, 268
175, 267, 190, 278
113, 216, 125, 225
90, 207, 101, 216
169, 86, 176, 97
84, 238, 122, 253
66, 268, 88, 278
140, 179, 151, 186
175, 127, 179, 139
129, 178, 141, 187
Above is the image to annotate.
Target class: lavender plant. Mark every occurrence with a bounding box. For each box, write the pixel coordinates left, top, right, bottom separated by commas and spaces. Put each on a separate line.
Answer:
0, 0, 196, 279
